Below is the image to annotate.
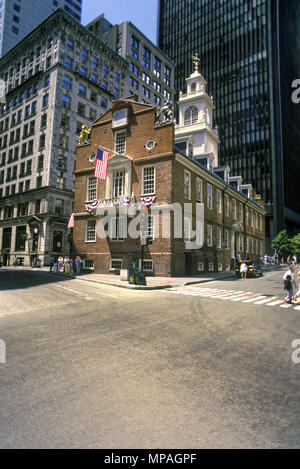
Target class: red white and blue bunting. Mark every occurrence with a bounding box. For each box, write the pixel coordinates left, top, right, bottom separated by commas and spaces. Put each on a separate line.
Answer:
85, 200, 101, 212
140, 196, 156, 207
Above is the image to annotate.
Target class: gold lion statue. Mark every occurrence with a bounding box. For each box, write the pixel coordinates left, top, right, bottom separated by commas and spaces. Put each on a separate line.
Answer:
78, 124, 90, 144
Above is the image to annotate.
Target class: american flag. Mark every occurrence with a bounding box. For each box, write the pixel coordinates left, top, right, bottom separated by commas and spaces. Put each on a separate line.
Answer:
67, 213, 75, 229
94, 148, 109, 179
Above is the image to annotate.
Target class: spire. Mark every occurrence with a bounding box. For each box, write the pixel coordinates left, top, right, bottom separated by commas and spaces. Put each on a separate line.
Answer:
192, 53, 200, 74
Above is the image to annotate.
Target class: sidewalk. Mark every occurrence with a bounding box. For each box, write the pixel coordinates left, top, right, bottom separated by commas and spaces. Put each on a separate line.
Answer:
0, 266, 236, 290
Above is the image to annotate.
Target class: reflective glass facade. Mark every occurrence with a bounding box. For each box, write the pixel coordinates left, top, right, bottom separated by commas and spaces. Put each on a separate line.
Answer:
158, 0, 300, 238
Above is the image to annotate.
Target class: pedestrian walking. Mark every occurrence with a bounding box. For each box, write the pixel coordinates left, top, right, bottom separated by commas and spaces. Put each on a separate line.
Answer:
49, 255, 55, 272
283, 265, 297, 304
13, 255, 18, 267
240, 261, 248, 280
75, 256, 83, 274
293, 272, 300, 303
58, 256, 63, 272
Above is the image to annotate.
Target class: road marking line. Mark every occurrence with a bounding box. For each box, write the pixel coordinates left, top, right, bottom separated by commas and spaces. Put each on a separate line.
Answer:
294, 306, 300, 311
280, 303, 292, 308
231, 296, 252, 301
266, 300, 285, 306
56, 285, 119, 299
242, 296, 266, 303
253, 297, 277, 305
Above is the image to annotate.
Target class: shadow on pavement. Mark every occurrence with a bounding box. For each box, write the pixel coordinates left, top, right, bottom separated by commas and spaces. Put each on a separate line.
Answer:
0, 269, 77, 291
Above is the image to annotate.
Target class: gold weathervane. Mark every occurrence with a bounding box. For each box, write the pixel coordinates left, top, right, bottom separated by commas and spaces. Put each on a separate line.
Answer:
192, 53, 201, 73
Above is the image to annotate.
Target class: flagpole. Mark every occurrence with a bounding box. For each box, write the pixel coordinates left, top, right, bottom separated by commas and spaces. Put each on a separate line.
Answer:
94, 144, 132, 159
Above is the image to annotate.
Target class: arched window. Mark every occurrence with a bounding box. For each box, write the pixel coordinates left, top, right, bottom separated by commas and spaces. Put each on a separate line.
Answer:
191, 82, 197, 92
184, 106, 198, 125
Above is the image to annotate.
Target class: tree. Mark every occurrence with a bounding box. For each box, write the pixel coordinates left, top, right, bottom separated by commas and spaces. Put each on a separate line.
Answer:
271, 230, 293, 258
291, 233, 300, 258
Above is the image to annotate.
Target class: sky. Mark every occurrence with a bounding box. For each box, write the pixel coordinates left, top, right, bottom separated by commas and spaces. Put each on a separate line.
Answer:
81, 0, 159, 45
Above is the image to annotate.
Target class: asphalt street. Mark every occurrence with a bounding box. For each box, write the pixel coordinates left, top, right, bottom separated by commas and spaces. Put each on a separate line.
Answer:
0, 269, 299, 449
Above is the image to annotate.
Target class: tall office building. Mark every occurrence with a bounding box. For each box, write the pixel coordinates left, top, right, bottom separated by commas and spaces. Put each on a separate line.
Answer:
0, 8, 127, 266
0, 0, 82, 57
87, 14, 175, 107
158, 0, 300, 241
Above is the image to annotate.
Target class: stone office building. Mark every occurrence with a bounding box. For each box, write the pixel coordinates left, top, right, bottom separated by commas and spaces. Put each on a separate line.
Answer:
0, 8, 128, 266
72, 66, 266, 276
87, 14, 175, 107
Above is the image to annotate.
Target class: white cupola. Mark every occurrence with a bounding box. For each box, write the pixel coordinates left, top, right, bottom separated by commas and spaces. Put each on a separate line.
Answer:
175, 54, 220, 170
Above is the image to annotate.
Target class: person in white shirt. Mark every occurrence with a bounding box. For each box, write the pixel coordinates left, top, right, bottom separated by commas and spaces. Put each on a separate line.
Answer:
240, 261, 248, 280
283, 265, 297, 303
293, 271, 300, 303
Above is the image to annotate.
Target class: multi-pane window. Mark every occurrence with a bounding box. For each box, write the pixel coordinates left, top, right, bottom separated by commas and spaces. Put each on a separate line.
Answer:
184, 170, 191, 199
77, 102, 85, 117
110, 217, 125, 241
86, 219, 96, 242
196, 177, 202, 203
184, 106, 198, 125
110, 259, 122, 270
64, 76, 72, 89
238, 203, 243, 222
224, 230, 229, 249
113, 171, 125, 198
207, 184, 213, 209
239, 234, 244, 252
142, 166, 155, 195
217, 228, 222, 249
207, 225, 213, 247
224, 195, 229, 216
216, 190, 222, 213
78, 84, 86, 97
143, 46, 151, 69
87, 176, 97, 201
131, 36, 139, 59
232, 199, 237, 219
15, 226, 27, 251
141, 260, 153, 272
114, 130, 126, 154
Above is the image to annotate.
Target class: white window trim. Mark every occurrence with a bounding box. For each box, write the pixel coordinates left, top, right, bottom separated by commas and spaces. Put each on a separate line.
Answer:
139, 259, 154, 272
196, 177, 202, 203
114, 129, 126, 155
225, 195, 229, 217
217, 227, 222, 249
197, 260, 204, 272
83, 259, 95, 270
142, 165, 156, 196
85, 219, 96, 243
110, 217, 125, 242
184, 170, 191, 200
216, 189, 222, 214
207, 184, 213, 210
86, 176, 97, 202
207, 224, 213, 247
208, 262, 214, 272
110, 259, 122, 270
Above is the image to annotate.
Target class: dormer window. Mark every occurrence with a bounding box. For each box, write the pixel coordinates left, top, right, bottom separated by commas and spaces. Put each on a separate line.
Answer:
184, 106, 198, 125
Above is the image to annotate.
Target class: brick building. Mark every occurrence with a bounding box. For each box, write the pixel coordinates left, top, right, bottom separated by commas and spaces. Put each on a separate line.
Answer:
73, 69, 266, 276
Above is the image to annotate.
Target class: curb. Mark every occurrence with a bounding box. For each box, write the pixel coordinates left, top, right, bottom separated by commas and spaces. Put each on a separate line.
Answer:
45, 270, 236, 290
0, 267, 236, 290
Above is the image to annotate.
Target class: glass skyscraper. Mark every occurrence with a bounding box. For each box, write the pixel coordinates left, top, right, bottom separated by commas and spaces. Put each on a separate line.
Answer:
158, 0, 300, 240
0, 0, 82, 57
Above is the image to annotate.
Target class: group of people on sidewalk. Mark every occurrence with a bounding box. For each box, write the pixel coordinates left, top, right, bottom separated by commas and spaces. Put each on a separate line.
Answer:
49, 256, 83, 275
283, 262, 300, 304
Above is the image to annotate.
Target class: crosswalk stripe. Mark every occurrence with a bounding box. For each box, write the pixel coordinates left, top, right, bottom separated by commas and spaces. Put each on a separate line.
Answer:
266, 299, 285, 306
242, 296, 266, 303
163, 288, 300, 311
